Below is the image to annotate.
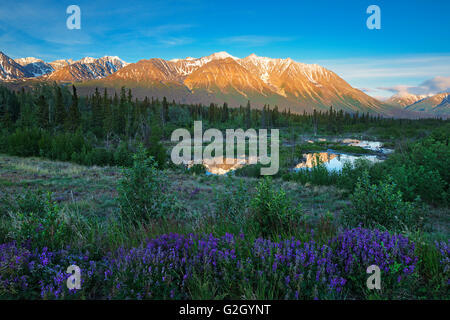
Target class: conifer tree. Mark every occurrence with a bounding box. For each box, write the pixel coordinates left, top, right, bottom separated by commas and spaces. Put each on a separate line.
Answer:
161, 96, 168, 126
66, 85, 81, 132
54, 86, 66, 128
245, 100, 251, 128
36, 95, 49, 129
92, 87, 104, 136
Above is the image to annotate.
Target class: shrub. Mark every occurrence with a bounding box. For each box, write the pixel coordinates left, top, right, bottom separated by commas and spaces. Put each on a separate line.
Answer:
0, 189, 47, 218
342, 171, 422, 232
215, 178, 251, 225
250, 177, 303, 237
234, 163, 264, 178
118, 145, 177, 223
113, 141, 133, 167
189, 163, 206, 175
8, 192, 70, 250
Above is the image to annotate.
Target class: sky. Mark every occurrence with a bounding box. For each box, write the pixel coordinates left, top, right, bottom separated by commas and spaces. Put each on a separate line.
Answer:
1, 0, 449, 99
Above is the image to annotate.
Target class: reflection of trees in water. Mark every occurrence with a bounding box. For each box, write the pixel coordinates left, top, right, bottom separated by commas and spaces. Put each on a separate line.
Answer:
295, 152, 337, 169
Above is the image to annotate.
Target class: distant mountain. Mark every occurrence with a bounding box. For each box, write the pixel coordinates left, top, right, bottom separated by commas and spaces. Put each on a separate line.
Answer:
5, 50, 436, 116
385, 92, 429, 108
81, 52, 390, 114
49, 59, 75, 71
405, 92, 450, 116
0, 51, 33, 80
15, 57, 54, 77
43, 56, 127, 81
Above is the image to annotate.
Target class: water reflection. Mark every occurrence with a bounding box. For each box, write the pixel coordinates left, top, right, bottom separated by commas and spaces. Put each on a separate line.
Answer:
294, 152, 382, 172
186, 157, 255, 175
340, 139, 393, 154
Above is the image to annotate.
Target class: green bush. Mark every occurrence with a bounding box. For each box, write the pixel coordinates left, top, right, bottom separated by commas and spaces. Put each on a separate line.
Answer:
8, 192, 70, 250
0, 189, 47, 218
215, 178, 251, 225
250, 177, 303, 237
190, 163, 207, 175
118, 145, 177, 223
342, 171, 422, 232
113, 141, 133, 167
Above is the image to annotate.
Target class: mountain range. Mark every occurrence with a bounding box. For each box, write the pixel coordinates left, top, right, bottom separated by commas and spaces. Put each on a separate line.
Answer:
81, 51, 390, 115
385, 92, 450, 116
1, 50, 448, 117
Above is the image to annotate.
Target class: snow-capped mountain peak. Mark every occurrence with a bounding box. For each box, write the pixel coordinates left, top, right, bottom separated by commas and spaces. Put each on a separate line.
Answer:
207, 51, 238, 61
14, 57, 44, 66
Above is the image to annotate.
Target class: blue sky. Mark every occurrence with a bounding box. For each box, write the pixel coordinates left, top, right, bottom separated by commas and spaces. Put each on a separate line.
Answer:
1, 0, 449, 98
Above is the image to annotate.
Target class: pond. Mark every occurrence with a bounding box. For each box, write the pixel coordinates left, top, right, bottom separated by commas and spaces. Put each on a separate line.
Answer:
294, 139, 392, 172
184, 139, 392, 175
339, 139, 393, 154
293, 152, 383, 172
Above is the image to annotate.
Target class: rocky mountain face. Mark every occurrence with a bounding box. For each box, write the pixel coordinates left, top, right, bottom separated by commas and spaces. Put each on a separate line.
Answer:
0, 51, 33, 80
1, 52, 127, 81
49, 59, 75, 71
3, 50, 446, 116
385, 93, 429, 108
15, 57, 54, 77
404, 92, 450, 116
85, 52, 389, 114
43, 56, 127, 81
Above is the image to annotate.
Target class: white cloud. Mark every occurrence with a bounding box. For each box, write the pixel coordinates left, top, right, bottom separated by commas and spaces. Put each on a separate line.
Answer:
379, 76, 450, 96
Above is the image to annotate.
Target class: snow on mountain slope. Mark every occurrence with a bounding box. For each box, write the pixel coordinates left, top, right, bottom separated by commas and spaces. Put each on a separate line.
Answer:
95, 52, 388, 113
15, 57, 54, 77
405, 92, 450, 115
44, 56, 127, 81
385, 92, 430, 107
49, 59, 75, 71
0, 52, 32, 80
1, 50, 393, 114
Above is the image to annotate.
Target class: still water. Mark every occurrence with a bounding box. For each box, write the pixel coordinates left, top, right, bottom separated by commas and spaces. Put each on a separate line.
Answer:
185, 140, 391, 175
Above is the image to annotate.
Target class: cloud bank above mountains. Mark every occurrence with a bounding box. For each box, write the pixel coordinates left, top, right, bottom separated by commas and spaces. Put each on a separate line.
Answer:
379, 76, 450, 97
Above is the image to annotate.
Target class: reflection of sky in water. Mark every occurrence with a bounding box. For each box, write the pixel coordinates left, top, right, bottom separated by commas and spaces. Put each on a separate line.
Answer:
340, 139, 393, 154
294, 152, 382, 172
322, 153, 381, 171
187, 157, 257, 175
185, 139, 391, 175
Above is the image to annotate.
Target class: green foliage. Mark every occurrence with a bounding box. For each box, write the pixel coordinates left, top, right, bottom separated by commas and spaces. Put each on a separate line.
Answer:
342, 171, 422, 232
234, 163, 264, 178
250, 177, 303, 237
118, 145, 176, 223
5, 127, 42, 157
189, 163, 206, 175
215, 178, 251, 225
147, 124, 167, 168
381, 135, 449, 205
8, 192, 70, 250
0, 189, 47, 218
113, 141, 133, 167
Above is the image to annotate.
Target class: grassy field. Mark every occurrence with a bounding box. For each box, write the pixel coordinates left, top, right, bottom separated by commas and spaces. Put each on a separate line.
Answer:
0, 154, 348, 227
1, 152, 448, 242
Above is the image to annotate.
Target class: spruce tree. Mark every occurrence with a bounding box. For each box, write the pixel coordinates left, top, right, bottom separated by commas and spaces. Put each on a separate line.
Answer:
54, 86, 66, 128
36, 95, 49, 129
66, 85, 81, 132
245, 100, 251, 128
161, 96, 168, 126
92, 87, 103, 136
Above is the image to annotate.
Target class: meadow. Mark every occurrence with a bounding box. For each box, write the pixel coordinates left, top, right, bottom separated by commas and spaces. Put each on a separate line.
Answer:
0, 84, 449, 299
